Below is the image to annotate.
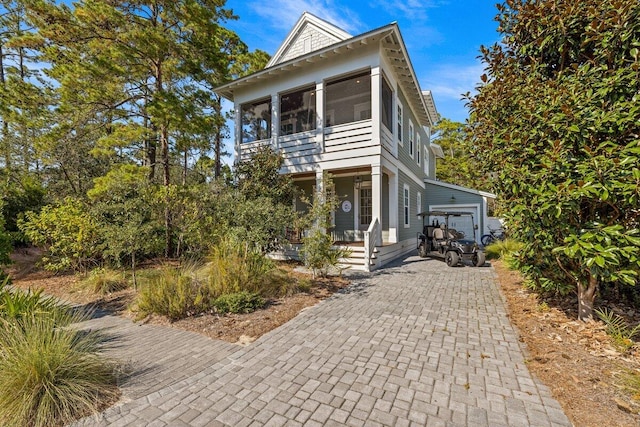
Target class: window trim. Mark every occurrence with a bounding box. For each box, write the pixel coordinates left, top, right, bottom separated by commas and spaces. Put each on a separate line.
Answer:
325, 70, 372, 127
381, 76, 393, 132
403, 184, 410, 228
417, 133, 421, 165
417, 191, 422, 216
424, 146, 430, 175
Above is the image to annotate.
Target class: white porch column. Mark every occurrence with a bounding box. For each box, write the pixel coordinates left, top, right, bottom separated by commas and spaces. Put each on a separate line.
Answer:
371, 67, 381, 145
234, 102, 242, 163
388, 171, 398, 243
271, 94, 279, 150
372, 164, 382, 243
315, 81, 324, 152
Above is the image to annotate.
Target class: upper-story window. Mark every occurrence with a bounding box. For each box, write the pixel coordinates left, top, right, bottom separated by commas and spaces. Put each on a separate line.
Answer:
381, 77, 393, 131
241, 98, 271, 143
424, 146, 429, 175
397, 103, 403, 145
409, 121, 415, 158
417, 133, 421, 165
280, 86, 316, 136
325, 71, 371, 127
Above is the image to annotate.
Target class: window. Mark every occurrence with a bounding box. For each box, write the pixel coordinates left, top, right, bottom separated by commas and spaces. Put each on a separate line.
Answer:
241, 98, 271, 143
403, 185, 410, 228
417, 192, 422, 216
424, 147, 429, 175
417, 133, 421, 165
280, 86, 316, 136
409, 121, 415, 158
381, 77, 393, 131
397, 103, 403, 145
325, 71, 371, 126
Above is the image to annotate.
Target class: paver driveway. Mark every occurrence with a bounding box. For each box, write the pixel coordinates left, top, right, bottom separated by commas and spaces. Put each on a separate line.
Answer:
76, 255, 571, 426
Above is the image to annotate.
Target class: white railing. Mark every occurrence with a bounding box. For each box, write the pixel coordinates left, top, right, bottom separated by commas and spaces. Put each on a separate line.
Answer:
363, 217, 380, 271
238, 139, 272, 162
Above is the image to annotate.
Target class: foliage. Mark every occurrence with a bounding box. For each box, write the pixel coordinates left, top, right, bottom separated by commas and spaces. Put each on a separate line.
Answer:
82, 268, 129, 295
483, 238, 523, 268
0, 201, 12, 269
0, 171, 46, 245
213, 291, 264, 314
298, 174, 351, 278
0, 285, 117, 427
18, 198, 102, 273
136, 262, 206, 321
468, 0, 640, 320
595, 308, 640, 352
432, 119, 490, 191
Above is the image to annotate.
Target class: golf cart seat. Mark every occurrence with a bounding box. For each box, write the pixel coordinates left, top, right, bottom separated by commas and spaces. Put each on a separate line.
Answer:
433, 226, 445, 240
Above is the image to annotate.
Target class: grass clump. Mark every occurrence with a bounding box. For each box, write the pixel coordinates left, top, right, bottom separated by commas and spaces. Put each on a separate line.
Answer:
82, 268, 129, 294
136, 262, 205, 321
0, 281, 118, 427
595, 307, 640, 352
484, 238, 523, 268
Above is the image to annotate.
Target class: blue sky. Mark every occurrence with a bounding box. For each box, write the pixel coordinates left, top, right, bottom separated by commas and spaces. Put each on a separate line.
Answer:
223, 0, 502, 123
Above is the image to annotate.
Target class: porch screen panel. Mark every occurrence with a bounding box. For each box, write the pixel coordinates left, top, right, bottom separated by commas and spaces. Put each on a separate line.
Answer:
241, 98, 271, 143
325, 72, 371, 126
280, 86, 316, 135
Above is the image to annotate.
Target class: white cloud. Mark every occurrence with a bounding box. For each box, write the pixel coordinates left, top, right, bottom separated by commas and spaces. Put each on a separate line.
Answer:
420, 62, 485, 102
248, 0, 364, 34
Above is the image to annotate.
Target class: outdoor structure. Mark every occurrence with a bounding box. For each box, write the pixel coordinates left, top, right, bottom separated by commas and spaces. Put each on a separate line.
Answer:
215, 12, 493, 270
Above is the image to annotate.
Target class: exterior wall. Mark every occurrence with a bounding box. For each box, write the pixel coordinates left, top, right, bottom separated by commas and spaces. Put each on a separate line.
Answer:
396, 89, 429, 180
398, 170, 425, 242
333, 176, 357, 241
381, 173, 389, 230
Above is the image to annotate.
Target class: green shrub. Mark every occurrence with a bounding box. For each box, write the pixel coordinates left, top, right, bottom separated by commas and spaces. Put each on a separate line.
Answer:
0, 286, 117, 427
484, 238, 523, 261
136, 262, 206, 320
213, 292, 264, 314
82, 268, 129, 294
18, 198, 102, 273
205, 238, 283, 298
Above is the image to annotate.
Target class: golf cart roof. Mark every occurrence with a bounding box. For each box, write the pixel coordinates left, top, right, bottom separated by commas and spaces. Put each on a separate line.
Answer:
416, 210, 475, 218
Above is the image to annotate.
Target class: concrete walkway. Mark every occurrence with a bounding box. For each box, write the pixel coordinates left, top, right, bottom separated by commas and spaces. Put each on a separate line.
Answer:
75, 255, 571, 426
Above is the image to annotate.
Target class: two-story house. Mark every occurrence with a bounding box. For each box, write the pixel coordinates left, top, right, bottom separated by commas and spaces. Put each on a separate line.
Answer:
215, 12, 494, 271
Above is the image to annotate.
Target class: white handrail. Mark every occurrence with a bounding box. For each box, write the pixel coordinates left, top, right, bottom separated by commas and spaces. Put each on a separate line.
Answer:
363, 217, 380, 271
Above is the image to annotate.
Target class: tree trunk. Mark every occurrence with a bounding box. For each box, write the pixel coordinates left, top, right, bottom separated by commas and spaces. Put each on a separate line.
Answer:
577, 274, 598, 321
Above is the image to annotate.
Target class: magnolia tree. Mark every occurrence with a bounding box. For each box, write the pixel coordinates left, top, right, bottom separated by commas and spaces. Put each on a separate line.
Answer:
468, 0, 640, 320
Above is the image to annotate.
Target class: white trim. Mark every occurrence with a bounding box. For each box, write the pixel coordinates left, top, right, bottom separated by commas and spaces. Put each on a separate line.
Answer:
416, 191, 422, 217
416, 133, 421, 166
403, 184, 410, 228
424, 146, 429, 175
424, 178, 496, 198
430, 143, 445, 159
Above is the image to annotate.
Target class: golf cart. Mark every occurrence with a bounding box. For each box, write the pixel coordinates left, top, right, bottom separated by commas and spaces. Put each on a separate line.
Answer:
416, 210, 486, 267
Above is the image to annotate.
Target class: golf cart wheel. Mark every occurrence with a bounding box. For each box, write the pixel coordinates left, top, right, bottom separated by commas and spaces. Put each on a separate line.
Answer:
418, 243, 428, 258
445, 251, 459, 267
481, 234, 493, 246
473, 251, 486, 267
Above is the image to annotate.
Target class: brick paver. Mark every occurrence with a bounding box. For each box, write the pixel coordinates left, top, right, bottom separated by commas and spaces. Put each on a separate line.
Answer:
75, 255, 571, 426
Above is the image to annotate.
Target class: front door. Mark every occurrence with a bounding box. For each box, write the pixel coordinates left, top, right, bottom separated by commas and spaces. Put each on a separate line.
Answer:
358, 185, 372, 231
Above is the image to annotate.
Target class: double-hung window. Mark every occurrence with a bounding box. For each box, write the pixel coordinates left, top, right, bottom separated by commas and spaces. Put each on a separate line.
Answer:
409, 121, 415, 158
403, 185, 410, 228
397, 103, 403, 145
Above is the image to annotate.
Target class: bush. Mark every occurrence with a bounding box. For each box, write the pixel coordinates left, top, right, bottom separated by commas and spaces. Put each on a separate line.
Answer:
136, 262, 206, 321
0, 286, 117, 427
18, 198, 102, 273
484, 239, 524, 267
213, 292, 264, 314
82, 268, 129, 294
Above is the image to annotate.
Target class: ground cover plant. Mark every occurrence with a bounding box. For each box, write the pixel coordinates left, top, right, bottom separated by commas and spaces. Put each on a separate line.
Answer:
0, 279, 118, 427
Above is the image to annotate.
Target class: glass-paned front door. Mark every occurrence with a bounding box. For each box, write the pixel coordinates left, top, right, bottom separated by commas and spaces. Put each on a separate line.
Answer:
359, 187, 372, 229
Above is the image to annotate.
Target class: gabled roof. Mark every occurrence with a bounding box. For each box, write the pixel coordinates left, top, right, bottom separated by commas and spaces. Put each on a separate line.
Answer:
424, 178, 496, 199
215, 14, 437, 127
266, 12, 352, 67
